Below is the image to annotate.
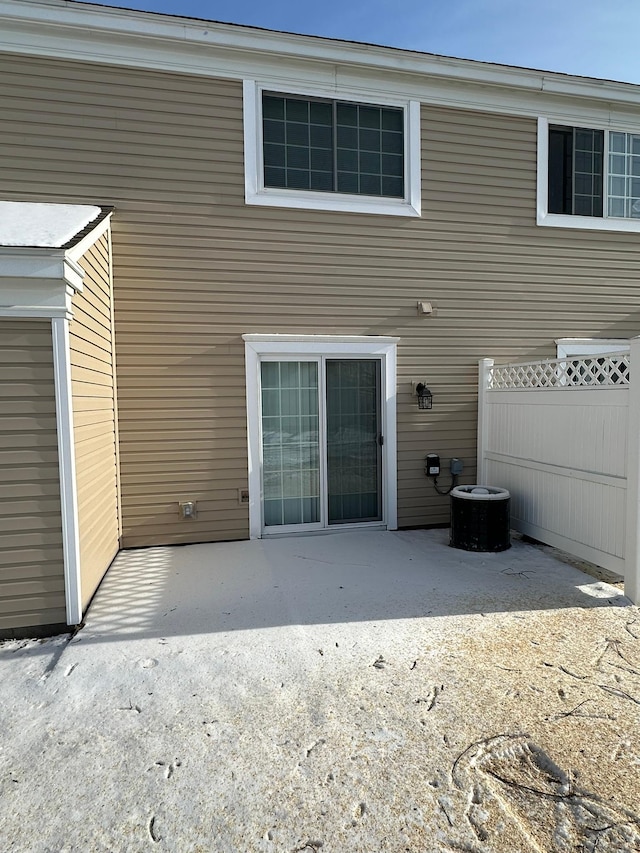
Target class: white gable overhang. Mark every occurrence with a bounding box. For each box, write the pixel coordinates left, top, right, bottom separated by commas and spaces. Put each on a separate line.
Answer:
0, 207, 112, 319
0, 202, 113, 627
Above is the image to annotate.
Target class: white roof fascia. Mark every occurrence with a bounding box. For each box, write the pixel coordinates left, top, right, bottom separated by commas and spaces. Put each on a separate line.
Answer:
0, 249, 84, 319
0, 277, 73, 319
65, 210, 112, 263
0, 1, 639, 124
0, 249, 83, 289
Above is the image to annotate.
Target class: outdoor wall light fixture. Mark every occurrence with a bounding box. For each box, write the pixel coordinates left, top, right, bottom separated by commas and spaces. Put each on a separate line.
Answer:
415, 382, 433, 410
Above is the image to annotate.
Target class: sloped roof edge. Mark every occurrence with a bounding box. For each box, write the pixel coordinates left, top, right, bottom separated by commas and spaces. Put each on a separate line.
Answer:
0, 201, 113, 250
0, 0, 638, 111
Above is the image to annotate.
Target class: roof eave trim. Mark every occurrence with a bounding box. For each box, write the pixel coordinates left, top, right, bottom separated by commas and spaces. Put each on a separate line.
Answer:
0, 0, 638, 108
65, 208, 113, 261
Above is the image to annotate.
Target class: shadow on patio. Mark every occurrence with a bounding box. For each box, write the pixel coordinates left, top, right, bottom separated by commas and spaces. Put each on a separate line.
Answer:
81, 528, 630, 643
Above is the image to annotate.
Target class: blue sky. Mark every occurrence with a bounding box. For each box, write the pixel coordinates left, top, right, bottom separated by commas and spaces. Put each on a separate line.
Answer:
75, 0, 640, 84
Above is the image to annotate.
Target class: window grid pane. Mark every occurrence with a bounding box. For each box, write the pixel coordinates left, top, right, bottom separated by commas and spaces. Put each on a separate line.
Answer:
263, 93, 404, 199
608, 132, 640, 219
572, 128, 603, 217
263, 94, 333, 192
336, 102, 404, 198
261, 361, 320, 527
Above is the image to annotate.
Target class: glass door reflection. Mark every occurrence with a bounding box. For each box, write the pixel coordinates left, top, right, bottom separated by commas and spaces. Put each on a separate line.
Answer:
261, 361, 320, 527
326, 359, 382, 524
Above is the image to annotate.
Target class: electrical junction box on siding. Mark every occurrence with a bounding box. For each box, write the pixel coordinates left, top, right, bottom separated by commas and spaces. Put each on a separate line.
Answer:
179, 501, 197, 519
425, 454, 440, 476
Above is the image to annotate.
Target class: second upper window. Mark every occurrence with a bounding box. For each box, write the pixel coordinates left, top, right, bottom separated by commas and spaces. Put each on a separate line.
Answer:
262, 93, 405, 198
548, 124, 640, 220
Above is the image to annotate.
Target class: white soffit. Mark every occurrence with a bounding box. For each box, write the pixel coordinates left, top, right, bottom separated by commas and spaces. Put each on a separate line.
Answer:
0, 1, 639, 124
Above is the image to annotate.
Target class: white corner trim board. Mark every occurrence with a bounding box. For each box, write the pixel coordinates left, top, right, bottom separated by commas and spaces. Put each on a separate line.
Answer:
51, 317, 82, 626
243, 81, 421, 217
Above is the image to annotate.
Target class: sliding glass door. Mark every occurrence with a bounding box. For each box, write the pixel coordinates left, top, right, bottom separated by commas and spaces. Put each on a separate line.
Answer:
326, 359, 382, 524
260, 357, 382, 531
261, 360, 321, 527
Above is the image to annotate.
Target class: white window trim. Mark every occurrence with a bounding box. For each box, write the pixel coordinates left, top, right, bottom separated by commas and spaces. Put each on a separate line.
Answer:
537, 117, 640, 233
243, 334, 398, 539
243, 80, 421, 217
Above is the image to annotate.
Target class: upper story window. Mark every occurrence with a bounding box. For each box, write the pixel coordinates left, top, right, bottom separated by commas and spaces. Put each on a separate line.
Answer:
243, 81, 421, 217
262, 94, 404, 198
538, 117, 640, 233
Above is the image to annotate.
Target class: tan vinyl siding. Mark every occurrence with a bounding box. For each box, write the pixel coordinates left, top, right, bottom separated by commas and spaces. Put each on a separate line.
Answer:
70, 233, 120, 608
0, 320, 66, 630
2, 54, 640, 544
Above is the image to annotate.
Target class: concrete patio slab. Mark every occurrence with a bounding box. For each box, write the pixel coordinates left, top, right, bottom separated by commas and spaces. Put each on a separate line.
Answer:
1, 529, 639, 852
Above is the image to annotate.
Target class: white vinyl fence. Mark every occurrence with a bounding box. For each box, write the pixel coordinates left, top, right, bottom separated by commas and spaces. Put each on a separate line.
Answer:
478, 337, 640, 603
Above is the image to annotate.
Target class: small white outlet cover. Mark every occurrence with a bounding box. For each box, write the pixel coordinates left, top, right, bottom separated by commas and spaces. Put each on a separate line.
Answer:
179, 501, 197, 519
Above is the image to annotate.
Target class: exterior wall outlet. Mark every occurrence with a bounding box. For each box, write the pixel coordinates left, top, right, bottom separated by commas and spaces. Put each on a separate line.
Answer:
450, 458, 464, 475
238, 489, 249, 504
179, 500, 197, 519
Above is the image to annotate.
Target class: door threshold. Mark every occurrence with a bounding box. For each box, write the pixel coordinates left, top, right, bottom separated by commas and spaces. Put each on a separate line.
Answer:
262, 523, 388, 539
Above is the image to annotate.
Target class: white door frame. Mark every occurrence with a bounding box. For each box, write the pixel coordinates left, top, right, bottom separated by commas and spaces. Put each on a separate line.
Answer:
243, 334, 399, 539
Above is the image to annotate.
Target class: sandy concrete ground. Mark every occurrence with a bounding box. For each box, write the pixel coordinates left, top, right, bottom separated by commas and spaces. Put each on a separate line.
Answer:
1, 529, 639, 852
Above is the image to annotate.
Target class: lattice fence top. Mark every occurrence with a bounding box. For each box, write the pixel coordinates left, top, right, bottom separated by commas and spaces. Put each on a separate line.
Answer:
489, 353, 630, 389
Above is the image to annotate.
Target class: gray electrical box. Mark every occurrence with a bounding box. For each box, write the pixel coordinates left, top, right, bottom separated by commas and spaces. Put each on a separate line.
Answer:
179, 500, 197, 519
